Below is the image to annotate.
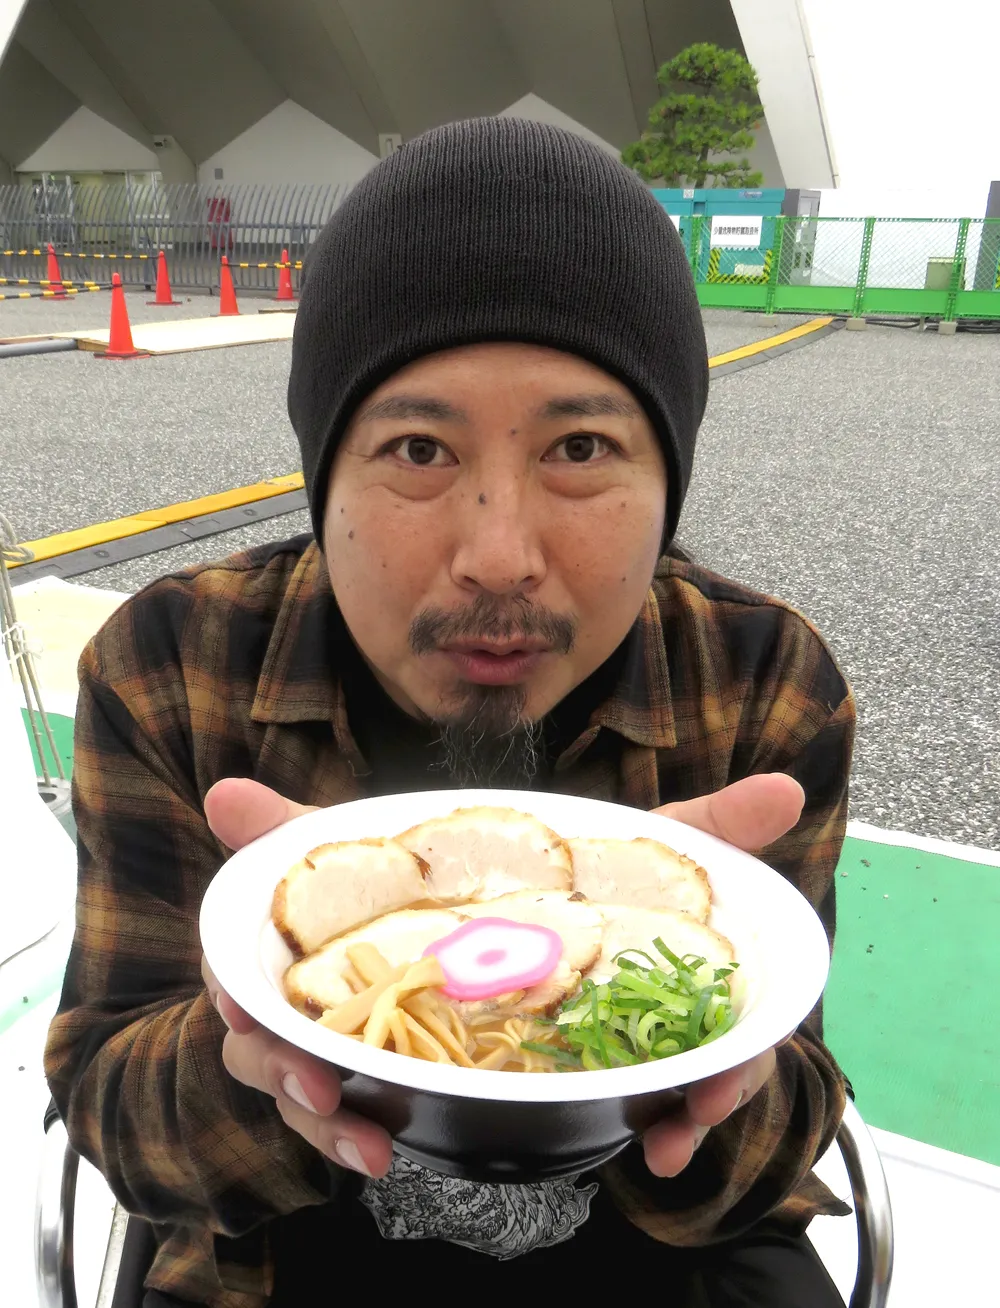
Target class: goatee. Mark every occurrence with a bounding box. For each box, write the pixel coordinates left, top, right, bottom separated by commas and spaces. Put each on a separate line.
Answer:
432, 684, 543, 789
409, 592, 575, 789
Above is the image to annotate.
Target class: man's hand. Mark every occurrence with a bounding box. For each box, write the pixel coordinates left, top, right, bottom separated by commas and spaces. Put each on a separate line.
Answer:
202, 778, 393, 1178
642, 772, 806, 1178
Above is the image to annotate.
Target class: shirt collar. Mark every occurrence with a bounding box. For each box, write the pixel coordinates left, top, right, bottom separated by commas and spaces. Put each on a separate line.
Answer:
590, 582, 676, 751
252, 542, 676, 759
251, 542, 367, 770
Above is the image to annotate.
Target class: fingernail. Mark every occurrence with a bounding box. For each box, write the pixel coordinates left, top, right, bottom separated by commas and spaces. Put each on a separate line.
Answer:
333, 1138, 371, 1176
281, 1073, 317, 1113
730, 1089, 746, 1115
692, 1125, 710, 1151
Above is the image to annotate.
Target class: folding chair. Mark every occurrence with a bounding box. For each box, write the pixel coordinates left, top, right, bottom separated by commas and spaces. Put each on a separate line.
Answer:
36, 1091, 892, 1307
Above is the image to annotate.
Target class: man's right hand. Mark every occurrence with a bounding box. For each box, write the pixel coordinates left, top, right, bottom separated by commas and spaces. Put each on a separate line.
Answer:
201, 777, 393, 1179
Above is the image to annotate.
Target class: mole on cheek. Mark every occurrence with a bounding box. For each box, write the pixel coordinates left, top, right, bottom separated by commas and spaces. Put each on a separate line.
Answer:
478, 493, 487, 506
509, 428, 518, 436
348, 530, 355, 540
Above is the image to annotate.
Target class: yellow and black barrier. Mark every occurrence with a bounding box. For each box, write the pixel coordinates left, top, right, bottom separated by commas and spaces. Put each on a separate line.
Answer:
224, 260, 303, 270
2, 250, 302, 268
2, 249, 153, 260
0, 285, 111, 300
0, 277, 101, 288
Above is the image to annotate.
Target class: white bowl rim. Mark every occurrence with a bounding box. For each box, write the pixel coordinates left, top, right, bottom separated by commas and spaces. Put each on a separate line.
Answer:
200, 789, 830, 1105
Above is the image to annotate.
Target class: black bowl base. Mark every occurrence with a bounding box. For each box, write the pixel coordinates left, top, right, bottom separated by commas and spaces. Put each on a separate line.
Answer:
392, 1137, 630, 1183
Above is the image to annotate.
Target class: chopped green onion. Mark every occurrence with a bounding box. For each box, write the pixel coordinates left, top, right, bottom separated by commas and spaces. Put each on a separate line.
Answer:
520, 1041, 582, 1068
521, 938, 740, 1071
613, 948, 659, 970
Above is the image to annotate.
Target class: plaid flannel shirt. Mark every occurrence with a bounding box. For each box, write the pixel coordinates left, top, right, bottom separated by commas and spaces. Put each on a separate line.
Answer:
45, 535, 854, 1308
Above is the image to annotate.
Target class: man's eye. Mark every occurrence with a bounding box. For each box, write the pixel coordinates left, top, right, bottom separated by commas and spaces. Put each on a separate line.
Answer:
547, 434, 616, 463
390, 437, 451, 466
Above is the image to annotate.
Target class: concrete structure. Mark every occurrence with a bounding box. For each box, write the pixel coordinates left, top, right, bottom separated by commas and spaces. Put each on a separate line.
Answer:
6, 1, 996, 213
0, 0, 822, 191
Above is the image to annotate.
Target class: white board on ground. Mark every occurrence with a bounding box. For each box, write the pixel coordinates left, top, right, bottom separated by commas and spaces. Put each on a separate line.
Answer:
50, 311, 296, 355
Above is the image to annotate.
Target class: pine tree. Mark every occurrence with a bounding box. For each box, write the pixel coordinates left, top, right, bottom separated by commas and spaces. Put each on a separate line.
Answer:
622, 43, 765, 189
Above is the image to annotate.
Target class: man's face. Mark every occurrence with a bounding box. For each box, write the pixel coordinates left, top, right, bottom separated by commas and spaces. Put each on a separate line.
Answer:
323, 342, 667, 767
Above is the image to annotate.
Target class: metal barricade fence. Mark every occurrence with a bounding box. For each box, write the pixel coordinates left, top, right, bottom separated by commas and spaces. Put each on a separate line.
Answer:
2, 185, 998, 320
0, 182, 348, 293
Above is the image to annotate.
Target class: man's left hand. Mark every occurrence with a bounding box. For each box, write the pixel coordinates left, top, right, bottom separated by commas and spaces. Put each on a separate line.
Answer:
642, 772, 805, 1178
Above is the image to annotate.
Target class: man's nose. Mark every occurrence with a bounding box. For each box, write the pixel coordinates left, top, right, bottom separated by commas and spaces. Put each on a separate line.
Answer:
449, 485, 546, 596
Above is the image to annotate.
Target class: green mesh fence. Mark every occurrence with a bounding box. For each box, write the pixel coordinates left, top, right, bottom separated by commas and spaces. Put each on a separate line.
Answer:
685, 214, 1000, 321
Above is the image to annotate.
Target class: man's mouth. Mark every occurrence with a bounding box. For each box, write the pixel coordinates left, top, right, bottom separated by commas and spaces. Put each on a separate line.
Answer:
438, 640, 552, 686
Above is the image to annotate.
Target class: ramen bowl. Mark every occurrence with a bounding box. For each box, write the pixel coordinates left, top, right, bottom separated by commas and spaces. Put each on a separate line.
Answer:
200, 789, 830, 1183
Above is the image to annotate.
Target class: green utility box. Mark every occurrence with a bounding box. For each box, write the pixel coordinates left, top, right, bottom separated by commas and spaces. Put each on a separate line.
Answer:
924, 257, 966, 291
649, 187, 785, 284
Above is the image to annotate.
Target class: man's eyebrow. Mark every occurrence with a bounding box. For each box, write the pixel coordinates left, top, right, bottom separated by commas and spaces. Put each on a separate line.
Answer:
536, 393, 641, 420
355, 395, 468, 423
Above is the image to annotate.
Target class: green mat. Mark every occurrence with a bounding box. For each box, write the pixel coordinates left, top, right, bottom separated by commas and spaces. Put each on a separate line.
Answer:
15, 711, 1000, 1165
826, 835, 1000, 1165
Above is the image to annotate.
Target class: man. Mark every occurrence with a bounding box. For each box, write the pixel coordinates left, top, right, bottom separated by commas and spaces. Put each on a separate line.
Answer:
45, 118, 855, 1308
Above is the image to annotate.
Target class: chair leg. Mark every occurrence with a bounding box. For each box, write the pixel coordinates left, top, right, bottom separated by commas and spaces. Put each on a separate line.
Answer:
837, 1097, 894, 1308
109, 1217, 158, 1308
36, 1116, 79, 1308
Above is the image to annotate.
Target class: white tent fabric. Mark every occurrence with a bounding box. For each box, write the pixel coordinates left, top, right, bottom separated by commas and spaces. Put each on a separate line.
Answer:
0, 653, 75, 966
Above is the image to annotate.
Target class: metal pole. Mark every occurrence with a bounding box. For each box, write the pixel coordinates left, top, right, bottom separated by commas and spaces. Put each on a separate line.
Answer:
852, 216, 876, 320
764, 215, 787, 316
689, 214, 705, 285
943, 217, 970, 322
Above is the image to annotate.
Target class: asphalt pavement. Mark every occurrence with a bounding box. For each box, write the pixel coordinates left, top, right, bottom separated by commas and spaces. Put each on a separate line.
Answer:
2, 304, 996, 847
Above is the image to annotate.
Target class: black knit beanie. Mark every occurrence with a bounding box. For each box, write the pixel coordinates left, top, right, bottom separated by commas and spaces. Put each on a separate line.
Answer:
288, 116, 708, 547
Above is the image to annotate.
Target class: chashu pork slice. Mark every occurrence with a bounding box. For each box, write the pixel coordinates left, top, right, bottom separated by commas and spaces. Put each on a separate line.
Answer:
273, 839, 431, 957
569, 837, 711, 923
588, 904, 735, 986
452, 890, 605, 1023
284, 907, 463, 1016
396, 806, 573, 904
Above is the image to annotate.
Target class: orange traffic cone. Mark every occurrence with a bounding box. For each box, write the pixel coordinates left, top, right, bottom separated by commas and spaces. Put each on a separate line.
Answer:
147, 250, 182, 306
217, 255, 239, 315
46, 243, 67, 299
276, 248, 295, 302
95, 273, 149, 360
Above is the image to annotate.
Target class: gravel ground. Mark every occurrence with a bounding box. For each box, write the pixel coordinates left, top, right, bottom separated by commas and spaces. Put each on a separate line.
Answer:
701, 309, 819, 355
0, 298, 805, 349
0, 307, 812, 545
0, 288, 220, 336
0, 342, 297, 541
3, 308, 998, 848
680, 322, 1000, 850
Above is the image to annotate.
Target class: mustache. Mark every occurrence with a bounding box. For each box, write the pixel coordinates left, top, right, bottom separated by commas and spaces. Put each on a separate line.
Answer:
409, 593, 576, 656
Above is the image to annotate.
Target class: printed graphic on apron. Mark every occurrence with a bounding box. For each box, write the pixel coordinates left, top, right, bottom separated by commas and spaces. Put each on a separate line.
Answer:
359, 1155, 598, 1259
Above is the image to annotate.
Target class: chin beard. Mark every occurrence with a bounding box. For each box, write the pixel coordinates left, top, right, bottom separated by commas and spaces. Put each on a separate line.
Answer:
430, 684, 543, 789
